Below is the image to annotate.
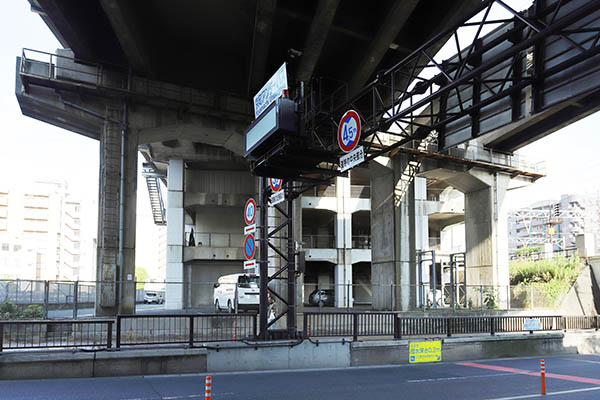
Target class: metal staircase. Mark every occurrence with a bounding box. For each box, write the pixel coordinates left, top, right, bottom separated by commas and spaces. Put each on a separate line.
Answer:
394, 133, 437, 206
142, 165, 166, 225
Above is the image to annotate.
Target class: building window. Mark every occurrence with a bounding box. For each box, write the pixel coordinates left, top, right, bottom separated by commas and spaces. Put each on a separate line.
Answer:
1, 243, 8, 251
13, 244, 21, 252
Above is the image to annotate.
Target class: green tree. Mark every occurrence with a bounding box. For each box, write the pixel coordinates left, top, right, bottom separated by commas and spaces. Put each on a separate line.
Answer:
135, 266, 149, 290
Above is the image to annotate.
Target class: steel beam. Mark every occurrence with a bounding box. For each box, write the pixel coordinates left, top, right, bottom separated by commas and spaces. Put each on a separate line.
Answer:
297, 0, 341, 82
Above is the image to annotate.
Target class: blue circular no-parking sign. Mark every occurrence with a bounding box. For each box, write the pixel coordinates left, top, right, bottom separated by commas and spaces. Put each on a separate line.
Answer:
338, 110, 361, 153
244, 234, 256, 260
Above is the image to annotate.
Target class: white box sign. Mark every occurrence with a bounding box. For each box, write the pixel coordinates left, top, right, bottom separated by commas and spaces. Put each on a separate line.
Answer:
339, 146, 365, 172
270, 190, 285, 205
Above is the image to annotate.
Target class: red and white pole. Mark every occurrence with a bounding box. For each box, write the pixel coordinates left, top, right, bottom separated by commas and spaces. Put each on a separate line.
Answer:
540, 359, 546, 395
205, 376, 212, 400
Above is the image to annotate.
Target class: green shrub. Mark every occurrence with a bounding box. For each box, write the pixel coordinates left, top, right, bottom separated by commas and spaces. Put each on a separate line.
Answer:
483, 288, 499, 309
22, 304, 43, 319
509, 256, 583, 308
510, 256, 581, 285
0, 301, 44, 320
0, 301, 20, 319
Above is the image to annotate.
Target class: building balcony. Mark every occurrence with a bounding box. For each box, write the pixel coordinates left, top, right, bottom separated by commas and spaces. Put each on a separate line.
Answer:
302, 234, 335, 249
183, 232, 244, 262
351, 235, 371, 249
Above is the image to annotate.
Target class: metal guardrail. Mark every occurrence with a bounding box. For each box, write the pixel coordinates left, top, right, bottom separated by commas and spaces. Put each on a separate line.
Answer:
0, 314, 598, 352
0, 319, 113, 352
115, 313, 257, 348
304, 313, 597, 341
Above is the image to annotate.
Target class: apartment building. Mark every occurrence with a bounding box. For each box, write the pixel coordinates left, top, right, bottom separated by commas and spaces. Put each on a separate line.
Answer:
0, 181, 88, 281
507, 194, 595, 254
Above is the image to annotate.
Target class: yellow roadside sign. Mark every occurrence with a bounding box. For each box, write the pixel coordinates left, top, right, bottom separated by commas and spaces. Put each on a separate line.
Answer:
409, 340, 442, 363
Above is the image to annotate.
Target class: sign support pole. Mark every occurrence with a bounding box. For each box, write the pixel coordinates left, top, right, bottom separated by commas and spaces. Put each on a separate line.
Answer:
286, 180, 296, 335
259, 177, 269, 340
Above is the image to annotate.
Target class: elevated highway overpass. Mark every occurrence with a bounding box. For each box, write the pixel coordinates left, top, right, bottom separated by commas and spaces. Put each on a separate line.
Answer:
13, 0, 600, 318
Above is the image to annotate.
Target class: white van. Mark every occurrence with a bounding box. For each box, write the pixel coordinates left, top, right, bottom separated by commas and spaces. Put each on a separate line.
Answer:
213, 273, 259, 312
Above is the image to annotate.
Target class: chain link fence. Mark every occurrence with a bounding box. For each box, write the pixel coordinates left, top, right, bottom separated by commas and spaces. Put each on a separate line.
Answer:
0, 278, 571, 319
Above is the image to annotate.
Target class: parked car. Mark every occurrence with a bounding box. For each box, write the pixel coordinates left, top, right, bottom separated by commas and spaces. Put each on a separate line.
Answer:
143, 291, 164, 304
214, 273, 259, 312
308, 289, 334, 307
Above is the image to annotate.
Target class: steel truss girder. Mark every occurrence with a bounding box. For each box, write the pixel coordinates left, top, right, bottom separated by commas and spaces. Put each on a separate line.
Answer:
306, 0, 600, 167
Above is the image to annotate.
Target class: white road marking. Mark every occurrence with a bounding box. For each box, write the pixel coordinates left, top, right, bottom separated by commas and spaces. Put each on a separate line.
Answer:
485, 385, 600, 400
559, 357, 600, 365
407, 372, 515, 383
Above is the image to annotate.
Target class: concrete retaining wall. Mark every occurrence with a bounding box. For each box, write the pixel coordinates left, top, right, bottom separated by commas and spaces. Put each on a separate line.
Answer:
2, 332, 600, 380
207, 340, 351, 372
0, 348, 207, 380
350, 333, 575, 366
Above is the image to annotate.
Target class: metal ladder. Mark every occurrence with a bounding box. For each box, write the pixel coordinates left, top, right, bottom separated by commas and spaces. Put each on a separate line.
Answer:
143, 167, 166, 225
394, 133, 437, 205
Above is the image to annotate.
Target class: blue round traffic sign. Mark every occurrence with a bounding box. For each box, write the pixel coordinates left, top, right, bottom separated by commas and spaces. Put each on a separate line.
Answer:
244, 198, 256, 225
244, 234, 256, 260
338, 110, 361, 153
269, 178, 283, 192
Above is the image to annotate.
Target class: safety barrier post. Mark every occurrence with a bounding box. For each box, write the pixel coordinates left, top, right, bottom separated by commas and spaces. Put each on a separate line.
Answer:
73, 280, 79, 320
233, 322, 237, 341
253, 314, 257, 339
540, 359, 546, 395
43, 281, 49, 319
303, 312, 308, 338
107, 320, 113, 349
353, 313, 359, 341
205, 376, 212, 399
394, 315, 400, 339
116, 315, 121, 349
189, 316, 194, 347
596, 315, 599, 331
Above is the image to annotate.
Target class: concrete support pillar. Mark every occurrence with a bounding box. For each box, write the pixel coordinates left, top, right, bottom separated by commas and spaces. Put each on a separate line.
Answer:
414, 177, 428, 251
335, 175, 352, 307
369, 155, 417, 311
166, 159, 185, 309
464, 171, 510, 307
95, 112, 137, 316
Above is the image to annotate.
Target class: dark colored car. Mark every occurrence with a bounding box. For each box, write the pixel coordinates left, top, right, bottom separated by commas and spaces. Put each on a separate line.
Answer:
308, 289, 334, 307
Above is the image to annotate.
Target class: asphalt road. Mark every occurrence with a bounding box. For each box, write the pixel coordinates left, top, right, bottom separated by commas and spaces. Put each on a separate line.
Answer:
48, 305, 346, 318
48, 304, 169, 319
2, 355, 600, 399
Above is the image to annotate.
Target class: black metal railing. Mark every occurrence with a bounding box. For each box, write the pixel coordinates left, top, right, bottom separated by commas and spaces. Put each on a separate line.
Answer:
115, 313, 257, 348
1, 314, 598, 352
304, 313, 598, 340
0, 319, 113, 351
